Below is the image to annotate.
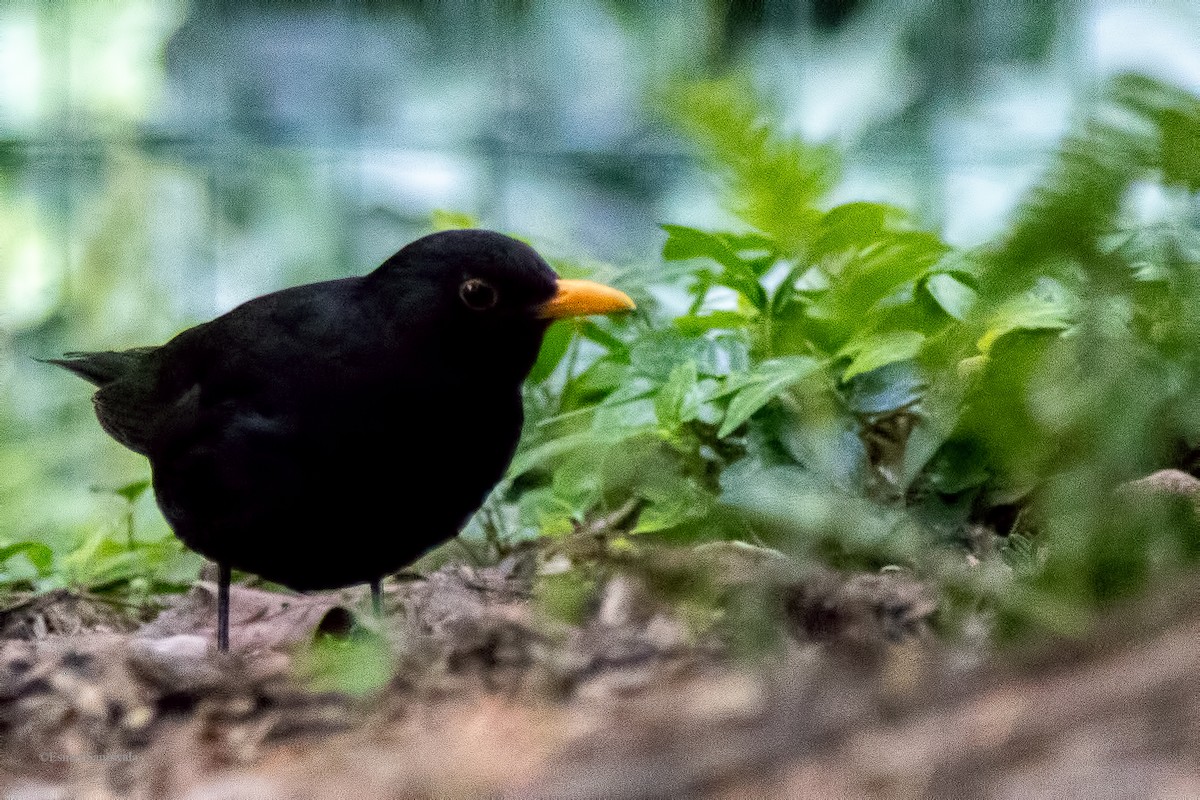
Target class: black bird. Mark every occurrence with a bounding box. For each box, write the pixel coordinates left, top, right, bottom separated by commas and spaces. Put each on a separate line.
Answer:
48, 230, 634, 650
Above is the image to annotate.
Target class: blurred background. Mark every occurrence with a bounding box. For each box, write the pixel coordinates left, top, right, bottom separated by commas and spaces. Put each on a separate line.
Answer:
3, 0, 1200, 583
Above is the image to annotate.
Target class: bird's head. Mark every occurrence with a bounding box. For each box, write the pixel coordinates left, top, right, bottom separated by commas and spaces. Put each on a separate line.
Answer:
369, 229, 635, 379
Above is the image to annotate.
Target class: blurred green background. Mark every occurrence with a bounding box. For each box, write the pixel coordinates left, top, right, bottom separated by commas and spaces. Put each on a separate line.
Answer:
4, 0, 1200, 616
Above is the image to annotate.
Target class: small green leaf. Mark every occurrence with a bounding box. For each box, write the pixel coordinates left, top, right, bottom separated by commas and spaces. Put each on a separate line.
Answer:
564, 357, 627, 402
654, 360, 702, 430
528, 322, 573, 384
661, 225, 774, 262
661, 225, 772, 309
508, 430, 600, 478
662, 224, 728, 262
673, 310, 756, 335
812, 202, 897, 259
114, 479, 152, 504
978, 293, 1073, 352
923, 273, 977, 321
551, 449, 606, 512
629, 329, 738, 381
718, 356, 821, 437
837, 330, 925, 381
0, 542, 54, 574
768, 262, 816, 318
515, 486, 577, 536
302, 632, 393, 697
845, 360, 924, 414
838, 233, 949, 304
579, 320, 629, 355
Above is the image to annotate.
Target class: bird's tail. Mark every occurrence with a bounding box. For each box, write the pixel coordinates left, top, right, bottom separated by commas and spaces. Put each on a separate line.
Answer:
39, 348, 156, 386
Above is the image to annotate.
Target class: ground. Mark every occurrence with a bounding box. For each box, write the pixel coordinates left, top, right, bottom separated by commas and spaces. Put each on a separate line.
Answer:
1, 533, 1198, 799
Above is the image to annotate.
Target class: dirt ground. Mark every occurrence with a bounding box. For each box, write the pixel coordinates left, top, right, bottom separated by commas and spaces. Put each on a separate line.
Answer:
1, 535, 1198, 800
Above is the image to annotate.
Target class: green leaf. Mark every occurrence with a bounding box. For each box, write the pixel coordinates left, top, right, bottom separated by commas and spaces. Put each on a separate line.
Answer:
595, 434, 715, 532
528, 322, 573, 384
67, 538, 141, 588
654, 360, 704, 430
565, 357, 627, 402
995, 73, 1200, 273
302, 633, 393, 697
673, 310, 757, 335
508, 429, 601, 478
629, 329, 742, 381
838, 333, 921, 381
1108, 73, 1200, 191
515, 486, 577, 536
768, 261, 819, 319
812, 202, 902, 259
0, 541, 54, 574
594, 393, 658, 432
845, 360, 924, 414
579, 320, 629, 355
926, 440, 991, 494
661, 224, 772, 309
114, 479, 152, 504
661, 225, 775, 263
837, 331, 925, 381
803, 232, 949, 348
837, 233, 949, 305
718, 356, 821, 437
978, 291, 1073, 352
551, 447, 607, 511
923, 273, 977, 321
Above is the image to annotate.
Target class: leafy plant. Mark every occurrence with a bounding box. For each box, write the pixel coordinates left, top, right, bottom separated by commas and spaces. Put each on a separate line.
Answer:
507, 78, 966, 558
503, 71, 1200, 643
0, 477, 200, 603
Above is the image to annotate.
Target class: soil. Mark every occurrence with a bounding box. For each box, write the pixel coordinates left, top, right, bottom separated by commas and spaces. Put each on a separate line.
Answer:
1, 529, 1198, 799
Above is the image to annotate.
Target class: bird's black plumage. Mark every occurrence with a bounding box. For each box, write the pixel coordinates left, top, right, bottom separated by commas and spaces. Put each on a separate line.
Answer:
49, 229, 634, 648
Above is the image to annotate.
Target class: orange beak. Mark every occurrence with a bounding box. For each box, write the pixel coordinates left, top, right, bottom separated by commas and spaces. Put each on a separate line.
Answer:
536, 279, 636, 320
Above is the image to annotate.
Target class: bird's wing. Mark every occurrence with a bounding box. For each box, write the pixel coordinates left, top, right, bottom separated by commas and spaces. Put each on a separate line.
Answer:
88, 348, 202, 456
70, 278, 393, 459
43, 346, 195, 456
141, 278, 381, 456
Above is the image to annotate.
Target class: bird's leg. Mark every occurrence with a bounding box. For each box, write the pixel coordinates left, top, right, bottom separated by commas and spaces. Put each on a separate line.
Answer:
217, 562, 231, 652
370, 577, 383, 617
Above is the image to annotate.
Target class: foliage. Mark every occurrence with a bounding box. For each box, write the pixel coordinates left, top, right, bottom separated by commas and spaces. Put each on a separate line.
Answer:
505, 71, 1200, 641
299, 629, 394, 697
5, 68, 1200, 651
0, 477, 200, 602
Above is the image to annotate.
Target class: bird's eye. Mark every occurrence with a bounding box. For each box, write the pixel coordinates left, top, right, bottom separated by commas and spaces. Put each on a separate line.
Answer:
459, 278, 498, 311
